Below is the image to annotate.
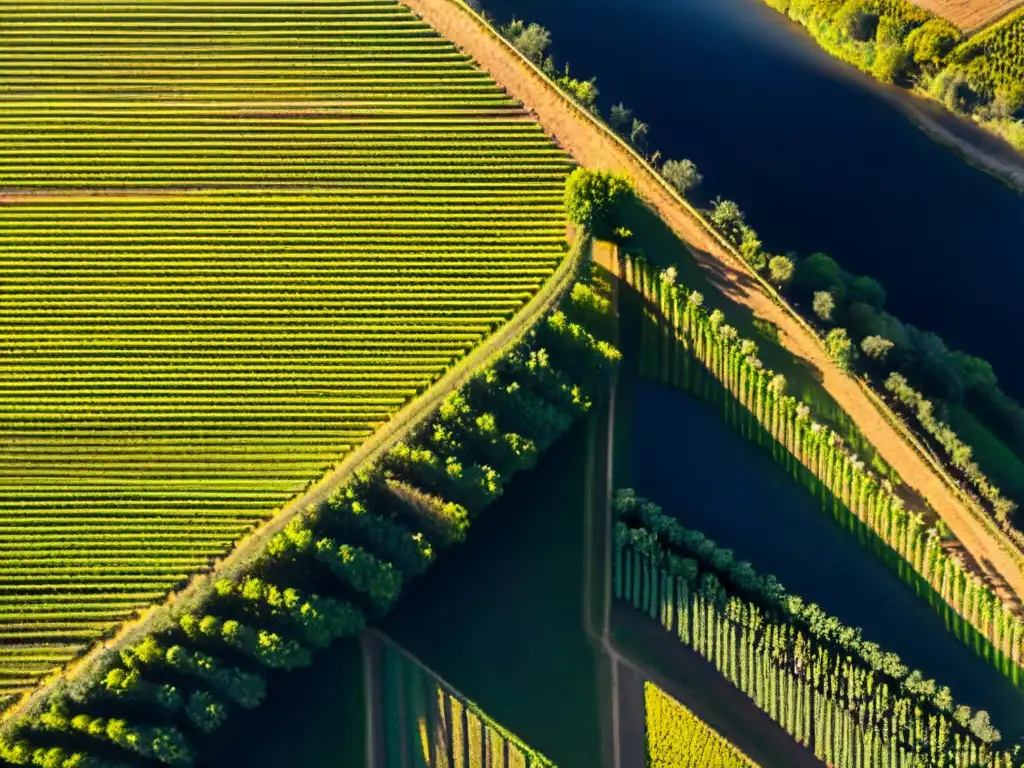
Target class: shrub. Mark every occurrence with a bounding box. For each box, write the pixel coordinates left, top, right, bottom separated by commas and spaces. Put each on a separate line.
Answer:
826, 328, 856, 371
660, 159, 703, 195
813, 291, 835, 322
564, 168, 633, 237
768, 255, 795, 287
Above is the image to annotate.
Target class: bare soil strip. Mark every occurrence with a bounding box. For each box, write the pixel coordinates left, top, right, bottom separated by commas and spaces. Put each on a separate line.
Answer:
402, 0, 1024, 606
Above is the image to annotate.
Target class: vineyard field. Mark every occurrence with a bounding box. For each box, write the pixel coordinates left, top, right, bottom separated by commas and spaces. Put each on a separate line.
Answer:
644, 682, 757, 768
953, 8, 1024, 93
0, 0, 571, 699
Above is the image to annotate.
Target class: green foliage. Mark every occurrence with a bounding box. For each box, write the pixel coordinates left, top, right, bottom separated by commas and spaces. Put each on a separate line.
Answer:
825, 328, 855, 371
906, 18, 962, 72
184, 691, 228, 734
860, 334, 894, 361
768, 255, 795, 287
609, 102, 633, 131
645, 682, 756, 767
564, 168, 634, 237
556, 65, 599, 112
661, 159, 703, 196
886, 374, 1016, 521
500, 19, 551, 63
616, 491, 1013, 766
812, 291, 836, 322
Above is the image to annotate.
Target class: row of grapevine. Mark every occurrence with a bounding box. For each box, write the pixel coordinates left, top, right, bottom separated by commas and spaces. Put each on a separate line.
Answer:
378, 638, 555, 768
615, 490, 1018, 768
0, 269, 618, 767
644, 681, 757, 768
620, 251, 1024, 687
0, 0, 573, 696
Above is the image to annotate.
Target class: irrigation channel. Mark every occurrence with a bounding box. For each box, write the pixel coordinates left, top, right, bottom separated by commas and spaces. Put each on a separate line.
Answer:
481, 0, 1024, 400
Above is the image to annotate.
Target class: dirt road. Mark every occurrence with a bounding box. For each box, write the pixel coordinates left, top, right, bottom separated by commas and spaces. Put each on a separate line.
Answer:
403, 0, 1024, 607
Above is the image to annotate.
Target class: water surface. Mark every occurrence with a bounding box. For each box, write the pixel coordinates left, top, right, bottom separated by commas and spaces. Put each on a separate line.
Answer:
483, 0, 1024, 397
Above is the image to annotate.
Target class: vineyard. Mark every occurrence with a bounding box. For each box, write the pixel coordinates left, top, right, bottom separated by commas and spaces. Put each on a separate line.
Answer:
0, 0, 571, 699
644, 682, 757, 768
378, 636, 556, 768
953, 8, 1024, 94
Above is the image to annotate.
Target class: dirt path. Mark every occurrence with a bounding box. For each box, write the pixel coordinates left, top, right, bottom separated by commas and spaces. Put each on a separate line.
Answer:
402, 0, 1024, 607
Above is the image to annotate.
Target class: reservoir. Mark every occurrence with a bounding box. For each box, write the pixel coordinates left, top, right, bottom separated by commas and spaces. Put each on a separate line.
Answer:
480, 0, 1024, 399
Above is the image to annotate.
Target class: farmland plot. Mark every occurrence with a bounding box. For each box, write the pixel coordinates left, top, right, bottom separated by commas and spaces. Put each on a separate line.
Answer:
0, 0, 572, 699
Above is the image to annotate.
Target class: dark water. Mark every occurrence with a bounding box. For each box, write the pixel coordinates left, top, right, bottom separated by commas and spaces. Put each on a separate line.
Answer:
482, 0, 1024, 398
630, 378, 1024, 740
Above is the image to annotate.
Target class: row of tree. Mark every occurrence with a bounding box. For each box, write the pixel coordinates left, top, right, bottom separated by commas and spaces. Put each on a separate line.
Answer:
615, 489, 1018, 768
622, 253, 1024, 689
0, 252, 619, 768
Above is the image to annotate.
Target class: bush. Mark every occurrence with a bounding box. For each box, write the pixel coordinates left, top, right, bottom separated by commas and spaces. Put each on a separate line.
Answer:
825, 328, 856, 371
564, 168, 633, 237
861, 335, 895, 361
660, 159, 702, 196
812, 291, 835, 322
768, 255, 795, 287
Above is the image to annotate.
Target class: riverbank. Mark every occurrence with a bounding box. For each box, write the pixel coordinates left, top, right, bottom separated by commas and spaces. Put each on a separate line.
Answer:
752, 0, 1024, 194
401, 0, 1024, 605
897, 90, 1024, 193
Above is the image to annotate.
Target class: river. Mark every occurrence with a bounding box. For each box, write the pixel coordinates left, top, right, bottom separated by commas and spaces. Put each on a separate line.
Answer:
480, 0, 1024, 400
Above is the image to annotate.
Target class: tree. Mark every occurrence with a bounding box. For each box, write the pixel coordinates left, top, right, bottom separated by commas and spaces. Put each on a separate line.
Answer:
630, 118, 649, 150
503, 21, 551, 64
850, 276, 886, 311
813, 291, 835, 322
609, 102, 633, 131
906, 19, 960, 73
563, 168, 633, 237
661, 159, 702, 196
794, 252, 846, 299
825, 328, 855, 371
872, 45, 909, 83
768, 255, 795, 287
834, 0, 879, 41
861, 335, 894, 361
708, 198, 745, 244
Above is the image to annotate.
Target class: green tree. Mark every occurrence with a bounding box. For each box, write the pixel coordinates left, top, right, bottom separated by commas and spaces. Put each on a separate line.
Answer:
861, 335, 895, 361
502, 20, 551, 64
630, 118, 650, 150
609, 102, 633, 131
813, 291, 835, 322
872, 45, 909, 83
661, 159, 703, 195
794, 252, 846, 299
850, 275, 886, 311
825, 328, 856, 371
563, 168, 633, 237
906, 19, 960, 73
769, 255, 795, 287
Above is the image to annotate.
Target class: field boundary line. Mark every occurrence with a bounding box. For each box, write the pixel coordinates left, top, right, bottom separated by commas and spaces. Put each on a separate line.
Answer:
0, 234, 586, 733
404, 0, 1024, 599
